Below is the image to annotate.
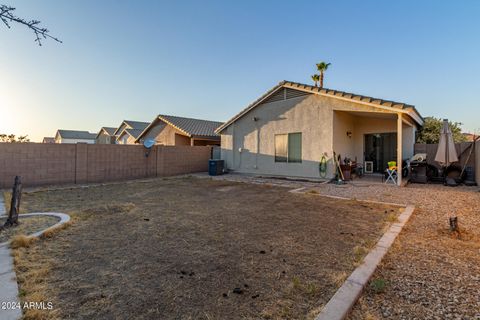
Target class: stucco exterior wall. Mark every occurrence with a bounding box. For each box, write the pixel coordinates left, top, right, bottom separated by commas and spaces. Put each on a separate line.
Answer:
56, 138, 95, 144
221, 95, 334, 178
117, 132, 137, 145
96, 132, 114, 144
333, 111, 355, 160
221, 93, 418, 179
142, 122, 191, 146
142, 121, 219, 146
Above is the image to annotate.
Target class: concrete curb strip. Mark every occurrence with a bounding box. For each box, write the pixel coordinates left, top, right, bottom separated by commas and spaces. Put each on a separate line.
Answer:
314, 205, 415, 320
0, 213, 71, 249
0, 205, 71, 320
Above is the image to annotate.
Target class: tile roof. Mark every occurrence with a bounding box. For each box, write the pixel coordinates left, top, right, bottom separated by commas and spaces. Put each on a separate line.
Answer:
156, 115, 223, 138
125, 128, 146, 139
113, 120, 150, 136
216, 80, 423, 133
57, 130, 96, 140
102, 127, 117, 136
124, 120, 149, 131
283, 80, 418, 111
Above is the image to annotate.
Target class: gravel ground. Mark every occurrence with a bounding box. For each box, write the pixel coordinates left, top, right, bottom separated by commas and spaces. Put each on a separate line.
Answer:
0, 215, 59, 243
311, 183, 480, 320
201, 174, 480, 319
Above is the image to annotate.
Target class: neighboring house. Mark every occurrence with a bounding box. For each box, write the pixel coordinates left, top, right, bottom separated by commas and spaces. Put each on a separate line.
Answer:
54, 130, 96, 144
136, 114, 223, 146
462, 133, 477, 142
42, 137, 55, 143
113, 120, 150, 144
96, 127, 117, 144
215, 80, 424, 185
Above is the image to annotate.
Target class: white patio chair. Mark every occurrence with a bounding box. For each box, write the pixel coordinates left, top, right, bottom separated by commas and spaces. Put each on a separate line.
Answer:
385, 168, 398, 184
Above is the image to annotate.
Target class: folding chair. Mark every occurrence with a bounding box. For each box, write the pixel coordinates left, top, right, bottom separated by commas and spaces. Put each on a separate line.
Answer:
384, 161, 398, 185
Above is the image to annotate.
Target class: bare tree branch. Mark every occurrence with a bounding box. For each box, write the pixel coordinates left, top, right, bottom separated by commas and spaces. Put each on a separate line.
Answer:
0, 4, 61, 45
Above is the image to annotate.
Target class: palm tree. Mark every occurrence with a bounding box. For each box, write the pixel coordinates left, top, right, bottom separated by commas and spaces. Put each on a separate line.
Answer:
316, 62, 331, 88
311, 74, 320, 87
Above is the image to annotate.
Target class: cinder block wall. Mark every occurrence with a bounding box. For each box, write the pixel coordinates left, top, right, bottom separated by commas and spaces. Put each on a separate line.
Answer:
476, 141, 479, 185
86, 144, 157, 183
157, 146, 211, 177
0, 143, 76, 188
0, 143, 211, 188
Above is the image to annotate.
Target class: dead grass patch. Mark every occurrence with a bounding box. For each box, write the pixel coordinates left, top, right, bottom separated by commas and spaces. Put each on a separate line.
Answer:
11, 234, 36, 249
40, 221, 72, 239
13, 177, 397, 319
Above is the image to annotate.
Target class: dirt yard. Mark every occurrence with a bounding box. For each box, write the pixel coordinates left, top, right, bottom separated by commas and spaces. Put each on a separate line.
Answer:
12, 177, 397, 320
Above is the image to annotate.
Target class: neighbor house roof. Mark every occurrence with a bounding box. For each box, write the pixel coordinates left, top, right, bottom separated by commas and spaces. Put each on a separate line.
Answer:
216, 80, 424, 133
113, 120, 150, 136
56, 130, 96, 140
42, 137, 55, 143
124, 128, 145, 140
136, 115, 224, 142
96, 127, 117, 139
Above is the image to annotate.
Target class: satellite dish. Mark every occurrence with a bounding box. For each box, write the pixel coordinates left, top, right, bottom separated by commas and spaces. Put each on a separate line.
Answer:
143, 138, 155, 158
143, 138, 155, 149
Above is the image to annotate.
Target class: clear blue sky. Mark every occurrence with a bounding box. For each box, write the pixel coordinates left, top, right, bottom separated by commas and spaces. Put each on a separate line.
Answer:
1, 0, 479, 141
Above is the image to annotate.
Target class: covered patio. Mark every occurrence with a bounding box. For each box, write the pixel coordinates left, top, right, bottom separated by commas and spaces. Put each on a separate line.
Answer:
333, 107, 422, 186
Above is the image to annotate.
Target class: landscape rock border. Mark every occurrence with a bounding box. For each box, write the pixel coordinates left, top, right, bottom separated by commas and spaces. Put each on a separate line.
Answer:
289, 187, 415, 320
314, 201, 415, 319
0, 193, 70, 320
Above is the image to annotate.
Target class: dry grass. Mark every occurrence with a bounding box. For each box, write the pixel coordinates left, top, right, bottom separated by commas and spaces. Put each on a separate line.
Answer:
0, 215, 59, 243
14, 244, 59, 320
40, 221, 71, 239
13, 177, 397, 320
11, 234, 36, 249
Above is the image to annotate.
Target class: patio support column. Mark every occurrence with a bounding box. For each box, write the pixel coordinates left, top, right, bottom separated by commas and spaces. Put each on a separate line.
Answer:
397, 113, 403, 186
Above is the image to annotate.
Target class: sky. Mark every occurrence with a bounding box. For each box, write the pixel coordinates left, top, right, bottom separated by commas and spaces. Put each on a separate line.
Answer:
0, 0, 479, 142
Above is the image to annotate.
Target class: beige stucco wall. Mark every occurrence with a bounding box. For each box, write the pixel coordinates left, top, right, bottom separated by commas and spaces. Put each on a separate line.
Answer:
96, 132, 114, 144
476, 140, 480, 185
221, 93, 418, 179
331, 113, 415, 167
142, 121, 190, 146
221, 95, 335, 178
117, 132, 137, 145
56, 138, 95, 144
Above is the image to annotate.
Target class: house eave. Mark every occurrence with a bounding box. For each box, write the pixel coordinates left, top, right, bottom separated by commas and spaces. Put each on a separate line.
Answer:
216, 81, 424, 133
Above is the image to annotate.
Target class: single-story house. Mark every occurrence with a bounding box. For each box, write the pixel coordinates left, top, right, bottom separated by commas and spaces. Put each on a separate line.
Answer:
96, 127, 117, 144
54, 130, 97, 144
215, 80, 424, 186
136, 114, 223, 146
114, 120, 150, 144
42, 137, 55, 143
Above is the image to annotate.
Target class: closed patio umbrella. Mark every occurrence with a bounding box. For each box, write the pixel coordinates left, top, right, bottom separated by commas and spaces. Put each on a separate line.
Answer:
434, 119, 458, 167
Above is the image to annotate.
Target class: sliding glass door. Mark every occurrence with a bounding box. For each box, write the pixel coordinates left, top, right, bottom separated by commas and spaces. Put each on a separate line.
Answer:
364, 133, 397, 173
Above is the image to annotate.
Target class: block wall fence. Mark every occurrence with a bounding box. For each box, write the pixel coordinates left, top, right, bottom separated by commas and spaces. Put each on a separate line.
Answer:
476, 140, 479, 185
414, 142, 476, 169
0, 143, 211, 188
